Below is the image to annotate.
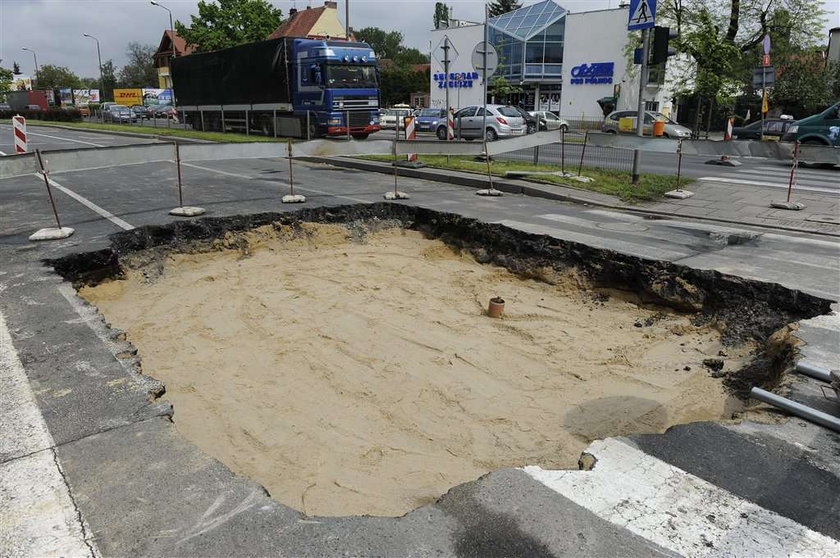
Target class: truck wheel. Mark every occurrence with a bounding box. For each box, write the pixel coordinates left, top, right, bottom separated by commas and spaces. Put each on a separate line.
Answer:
307, 120, 320, 139
436, 126, 447, 140
352, 133, 369, 140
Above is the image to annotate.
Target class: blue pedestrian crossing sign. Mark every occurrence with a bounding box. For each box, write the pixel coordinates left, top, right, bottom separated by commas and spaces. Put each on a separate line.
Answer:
628, 0, 656, 30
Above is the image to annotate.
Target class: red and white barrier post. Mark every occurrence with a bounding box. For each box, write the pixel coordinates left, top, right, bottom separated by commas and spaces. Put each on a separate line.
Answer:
13, 115, 27, 153
724, 117, 734, 141
395, 116, 425, 170
447, 108, 455, 141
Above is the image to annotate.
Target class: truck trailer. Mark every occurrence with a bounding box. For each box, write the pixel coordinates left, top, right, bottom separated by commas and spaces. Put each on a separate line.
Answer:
172, 37, 381, 139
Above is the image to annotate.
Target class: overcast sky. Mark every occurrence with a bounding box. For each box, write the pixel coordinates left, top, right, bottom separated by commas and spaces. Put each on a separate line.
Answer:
1, 0, 838, 78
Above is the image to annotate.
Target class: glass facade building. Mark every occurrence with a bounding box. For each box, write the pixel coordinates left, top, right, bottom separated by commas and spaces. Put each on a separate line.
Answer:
488, 0, 567, 84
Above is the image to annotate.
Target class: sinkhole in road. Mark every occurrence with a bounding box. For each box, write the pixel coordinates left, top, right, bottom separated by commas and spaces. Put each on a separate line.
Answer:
59, 204, 830, 518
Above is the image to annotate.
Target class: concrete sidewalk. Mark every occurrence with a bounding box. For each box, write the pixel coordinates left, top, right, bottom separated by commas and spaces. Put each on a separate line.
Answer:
318, 157, 840, 237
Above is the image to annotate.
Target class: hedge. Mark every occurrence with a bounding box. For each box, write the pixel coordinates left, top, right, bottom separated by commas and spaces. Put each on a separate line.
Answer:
0, 108, 82, 122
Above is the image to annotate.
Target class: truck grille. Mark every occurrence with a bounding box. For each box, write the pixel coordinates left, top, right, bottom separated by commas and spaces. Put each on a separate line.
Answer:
349, 111, 372, 127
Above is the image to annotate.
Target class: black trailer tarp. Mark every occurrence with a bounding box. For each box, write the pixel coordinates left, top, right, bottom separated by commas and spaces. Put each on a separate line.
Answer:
172, 38, 293, 106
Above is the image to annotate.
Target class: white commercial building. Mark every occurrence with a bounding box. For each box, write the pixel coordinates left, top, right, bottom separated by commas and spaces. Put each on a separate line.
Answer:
430, 0, 678, 123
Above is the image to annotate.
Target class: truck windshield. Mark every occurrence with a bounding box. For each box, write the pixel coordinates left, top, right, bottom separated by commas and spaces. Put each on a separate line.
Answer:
326, 65, 377, 88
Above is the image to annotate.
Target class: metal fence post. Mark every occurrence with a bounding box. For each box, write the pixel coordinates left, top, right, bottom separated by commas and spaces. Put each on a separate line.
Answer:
273, 109, 277, 138
560, 126, 565, 175
306, 110, 311, 141
578, 130, 589, 176
346, 110, 351, 141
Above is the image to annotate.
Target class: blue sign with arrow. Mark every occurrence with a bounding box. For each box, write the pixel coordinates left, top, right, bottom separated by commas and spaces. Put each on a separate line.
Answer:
628, 0, 656, 30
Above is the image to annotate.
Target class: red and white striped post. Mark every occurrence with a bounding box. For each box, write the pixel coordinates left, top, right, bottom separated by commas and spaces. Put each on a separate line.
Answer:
447, 108, 455, 141
724, 117, 734, 141
13, 115, 27, 153
405, 116, 417, 163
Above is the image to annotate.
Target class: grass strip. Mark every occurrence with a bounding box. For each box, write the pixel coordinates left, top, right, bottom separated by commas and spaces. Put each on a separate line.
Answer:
358, 154, 682, 202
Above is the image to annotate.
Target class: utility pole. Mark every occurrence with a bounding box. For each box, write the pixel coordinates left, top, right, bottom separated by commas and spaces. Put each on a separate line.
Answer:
631, 27, 650, 184
21, 48, 38, 86
442, 36, 451, 135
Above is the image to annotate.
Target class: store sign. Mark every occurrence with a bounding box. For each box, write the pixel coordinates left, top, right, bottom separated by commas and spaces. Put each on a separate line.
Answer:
569, 62, 614, 85
434, 71, 479, 88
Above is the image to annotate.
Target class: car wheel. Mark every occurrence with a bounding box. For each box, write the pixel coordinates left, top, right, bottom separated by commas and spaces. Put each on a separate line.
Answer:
485, 128, 498, 142
527, 123, 537, 135
560, 124, 569, 133
436, 126, 448, 140
605, 129, 617, 134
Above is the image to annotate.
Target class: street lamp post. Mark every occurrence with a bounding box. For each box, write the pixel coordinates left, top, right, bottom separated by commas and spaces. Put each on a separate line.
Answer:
150, 1, 175, 59
21, 47, 39, 86
82, 34, 104, 104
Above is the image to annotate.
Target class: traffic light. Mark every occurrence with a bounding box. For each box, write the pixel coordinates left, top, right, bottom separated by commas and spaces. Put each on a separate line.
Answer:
650, 26, 678, 65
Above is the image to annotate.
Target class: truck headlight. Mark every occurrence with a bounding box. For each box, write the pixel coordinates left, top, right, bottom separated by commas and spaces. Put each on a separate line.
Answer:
328, 118, 341, 125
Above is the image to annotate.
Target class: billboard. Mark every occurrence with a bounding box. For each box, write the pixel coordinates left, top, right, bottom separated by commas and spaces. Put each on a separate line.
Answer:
12, 75, 32, 91
141, 88, 173, 107
72, 89, 100, 105
114, 88, 143, 106
58, 88, 74, 107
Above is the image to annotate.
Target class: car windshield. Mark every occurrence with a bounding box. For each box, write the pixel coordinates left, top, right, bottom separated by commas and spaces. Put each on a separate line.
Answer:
326, 65, 377, 88
650, 112, 677, 124
418, 108, 443, 117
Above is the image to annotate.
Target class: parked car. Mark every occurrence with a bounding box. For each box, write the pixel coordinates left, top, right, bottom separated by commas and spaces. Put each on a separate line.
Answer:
732, 118, 794, 141
414, 107, 447, 132
380, 106, 413, 130
76, 105, 91, 117
435, 104, 525, 141
0, 102, 11, 110
103, 105, 135, 123
781, 101, 840, 147
507, 106, 539, 134
130, 105, 152, 120
152, 105, 177, 119
602, 110, 691, 139
530, 110, 569, 132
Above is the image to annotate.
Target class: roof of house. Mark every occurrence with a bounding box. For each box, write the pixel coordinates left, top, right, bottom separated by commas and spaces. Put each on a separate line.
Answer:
154, 29, 196, 59
268, 6, 327, 39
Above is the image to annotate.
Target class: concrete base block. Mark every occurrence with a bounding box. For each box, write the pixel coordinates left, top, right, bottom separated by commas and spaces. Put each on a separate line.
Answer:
169, 206, 206, 217
394, 160, 426, 168
281, 194, 307, 204
28, 227, 75, 241
664, 189, 695, 199
476, 188, 503, 197
570, 175, 594, 183
384, 191, 410, 200
770, 200, 805, 210
705, 157, 742, 166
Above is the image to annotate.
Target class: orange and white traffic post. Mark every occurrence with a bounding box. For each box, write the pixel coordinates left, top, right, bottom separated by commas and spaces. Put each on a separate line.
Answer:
405, 115, 417, 163
724, 117, 734, 141
12, 115, 27, 153
447, 107, 455, 140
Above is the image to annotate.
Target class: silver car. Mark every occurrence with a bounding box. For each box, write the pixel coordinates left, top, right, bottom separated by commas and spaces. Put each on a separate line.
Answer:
436, 104, 525, 141
602, 110, 691, 139
530, 110, 569, 132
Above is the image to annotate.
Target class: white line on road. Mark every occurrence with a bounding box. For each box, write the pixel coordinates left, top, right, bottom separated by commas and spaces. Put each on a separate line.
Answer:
0, 310, 98, 557
524, 438, 840, 558
0, 149, 6, 156
733, 167, 839, 184
35, 173, 135, 230
0, 125, 105, 147
697, 176, 839, 195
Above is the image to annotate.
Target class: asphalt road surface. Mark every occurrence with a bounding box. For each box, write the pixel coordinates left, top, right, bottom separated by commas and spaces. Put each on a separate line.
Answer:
0, 122, 159, 154
1, 138, 839, 556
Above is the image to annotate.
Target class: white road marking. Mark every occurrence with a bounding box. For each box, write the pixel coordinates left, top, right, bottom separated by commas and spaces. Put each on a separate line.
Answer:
733, 167, 839, 184
181, 161, 372, 204
0, 125, 105, 147
697, 176, 839, 194
0, 310, 98, 557
524, 438, 840, 557
35, 173, 135, 231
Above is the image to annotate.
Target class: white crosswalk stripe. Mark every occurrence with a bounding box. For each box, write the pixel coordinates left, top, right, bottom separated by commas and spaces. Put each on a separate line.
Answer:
700, 162, 840, 195
525, 438, 840, 558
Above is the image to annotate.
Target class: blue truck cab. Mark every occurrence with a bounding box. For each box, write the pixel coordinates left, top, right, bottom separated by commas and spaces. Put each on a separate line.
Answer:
294, 39, 381, 138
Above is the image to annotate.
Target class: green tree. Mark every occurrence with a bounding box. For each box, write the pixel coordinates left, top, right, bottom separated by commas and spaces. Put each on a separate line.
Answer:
175, 0, 284, 52
379, 65, 429, 105
354, 27, 404, 60
35, 65, 82, 89
394, 47, 429, 66
119, 42, 158, 87
772, 55, 840, 115
80, 77, 100, 89
100, 60, 118, 101
488, 0, 522, 17
433, 2, 451, 29
12, 61, 21, 75
0, 66, 13, 91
